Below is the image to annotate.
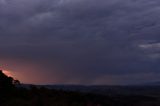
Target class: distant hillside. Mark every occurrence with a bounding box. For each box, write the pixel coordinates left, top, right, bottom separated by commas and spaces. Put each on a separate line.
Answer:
144, 81, 160, 86
20, 84, 160, 97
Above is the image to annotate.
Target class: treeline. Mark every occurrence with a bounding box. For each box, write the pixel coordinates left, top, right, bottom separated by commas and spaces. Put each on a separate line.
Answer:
0, 84, 112, 106
0, 70, 160, 106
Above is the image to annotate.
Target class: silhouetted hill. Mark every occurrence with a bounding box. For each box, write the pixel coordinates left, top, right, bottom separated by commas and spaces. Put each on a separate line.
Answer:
1, 83, 160, 106
20, 84, 160, 96
143, 81, 160, 86
2, 70, 160, 106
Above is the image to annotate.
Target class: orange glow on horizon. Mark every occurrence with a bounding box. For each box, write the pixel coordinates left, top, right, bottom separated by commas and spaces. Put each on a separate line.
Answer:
2, 70, 13, 77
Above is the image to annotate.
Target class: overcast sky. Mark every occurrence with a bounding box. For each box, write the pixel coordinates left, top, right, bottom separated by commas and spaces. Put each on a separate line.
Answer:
1, 0, 160, 85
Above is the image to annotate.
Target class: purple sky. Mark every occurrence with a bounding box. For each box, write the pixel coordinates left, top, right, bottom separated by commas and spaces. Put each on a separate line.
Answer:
1, 0, 160, 85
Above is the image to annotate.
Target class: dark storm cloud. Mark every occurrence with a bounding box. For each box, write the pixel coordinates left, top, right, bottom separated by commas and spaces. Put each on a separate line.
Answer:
1, 0, 160, 84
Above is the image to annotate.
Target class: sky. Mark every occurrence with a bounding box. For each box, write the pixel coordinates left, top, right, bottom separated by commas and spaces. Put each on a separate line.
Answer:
1, 0, 160, 85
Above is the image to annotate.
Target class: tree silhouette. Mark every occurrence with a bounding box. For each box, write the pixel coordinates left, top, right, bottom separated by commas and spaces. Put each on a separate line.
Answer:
0, 70, 13, 89
0, 70, 14, 103
0, 70, 20, 92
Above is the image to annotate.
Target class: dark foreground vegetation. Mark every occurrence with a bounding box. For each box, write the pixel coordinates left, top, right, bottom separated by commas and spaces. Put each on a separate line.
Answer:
1, 70, 160, 106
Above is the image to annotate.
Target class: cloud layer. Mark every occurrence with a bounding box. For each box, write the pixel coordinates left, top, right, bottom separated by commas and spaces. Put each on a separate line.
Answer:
1, 0, 160, 84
